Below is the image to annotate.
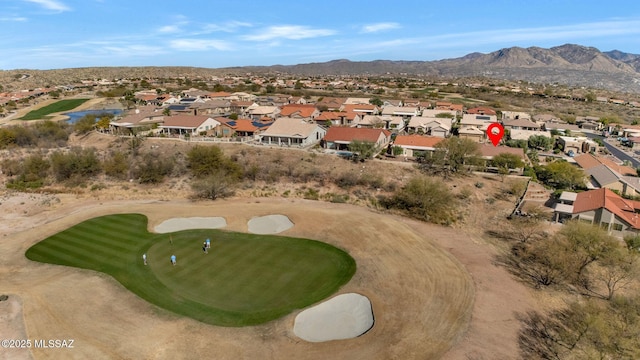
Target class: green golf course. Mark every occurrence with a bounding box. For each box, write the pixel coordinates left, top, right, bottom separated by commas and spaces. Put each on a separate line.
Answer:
20, 98, 90, 120
25, 213, 356, 326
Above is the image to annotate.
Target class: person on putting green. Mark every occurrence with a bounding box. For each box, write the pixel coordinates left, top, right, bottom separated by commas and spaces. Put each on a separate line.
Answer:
206, 238, 211, 249
170, 254, 176, 266
142, 253, 147, 265
202, 241, 208, 254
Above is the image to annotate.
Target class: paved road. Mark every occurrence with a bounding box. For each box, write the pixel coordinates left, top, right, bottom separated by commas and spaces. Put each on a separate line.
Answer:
584, 132, 640, 168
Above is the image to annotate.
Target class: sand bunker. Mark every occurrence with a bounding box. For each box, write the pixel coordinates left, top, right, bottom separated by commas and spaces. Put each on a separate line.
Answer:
154, 217, 227, 233
247, 214, 294, 234
293, 293, 374, 342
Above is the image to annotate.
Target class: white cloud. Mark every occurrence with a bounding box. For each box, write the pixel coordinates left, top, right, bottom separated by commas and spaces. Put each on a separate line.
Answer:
242, 25, 336, 41
22, 0, 70, 12
169, 39, 232, 51
361, 22, 400, 33
158, 25, 181, 33
200, 21, 252, 33
0, 16, 28, 22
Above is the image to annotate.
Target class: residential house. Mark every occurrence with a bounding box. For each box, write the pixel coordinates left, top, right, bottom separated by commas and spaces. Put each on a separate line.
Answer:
543, 121, 581, 134
356, 115, 404, 131
502, 111, 531, 120
406, 116, 452, 137
576, 116, 602, 131
574, 153, 636, 176
315, 111, 361, 127
248, 106, 280, 121
259, 117, 326, 147
503, 118, 541, 131
509, 129, 552, 141
190, 100, 231, 116
158, 115, 221, 136
556, 136, 598, 155
383, 99, 403, 107
215, 118, 272, 137
402, 99, 423, 108
316, 97, 346, 111
434, 101, 464, 116
458, 126, 486, 142
553, 188, 640, 237
393, 135, 443, 157
110, 108, 164, 133
323, 127, 391, 151
478, 145, 527, 164
230, 92, 256, 102
230, 101, 256, 116
208, 91, 232, 100
421, 109, 457, 119
344, 97, 371, 105
461, 113, 498, 123
341, 104, 379, 116
279, 104, 320, 120
467, 106, 497, 116
381, 106, 419, 120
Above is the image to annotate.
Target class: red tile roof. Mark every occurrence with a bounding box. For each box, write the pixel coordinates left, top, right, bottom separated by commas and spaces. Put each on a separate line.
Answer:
342, 104, 376, 112
279, 104, 318, 118
467, 106, 497, 115
162, 115, 212, 128
394, 135, 444, 148
316, 111, 347, 121
324, 127, 390, 143
574, 153, 637, 176
573, 188, 640, 229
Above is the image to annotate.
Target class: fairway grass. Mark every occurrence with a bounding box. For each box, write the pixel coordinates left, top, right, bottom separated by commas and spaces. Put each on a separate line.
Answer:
25, 214, 356, 326
20, 99, 90, 120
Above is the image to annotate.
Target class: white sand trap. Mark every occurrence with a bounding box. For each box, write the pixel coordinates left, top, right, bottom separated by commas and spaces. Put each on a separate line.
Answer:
293, 293, 374, 342
154, 217, 227, 233
247, 214, 293, 234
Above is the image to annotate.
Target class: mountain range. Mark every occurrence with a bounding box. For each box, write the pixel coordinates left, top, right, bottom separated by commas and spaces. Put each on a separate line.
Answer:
3, 44, 640, 94
228, 44, 640, 93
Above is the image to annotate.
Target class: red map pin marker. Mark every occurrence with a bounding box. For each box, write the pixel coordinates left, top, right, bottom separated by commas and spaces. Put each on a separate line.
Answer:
486, 122, 504, 147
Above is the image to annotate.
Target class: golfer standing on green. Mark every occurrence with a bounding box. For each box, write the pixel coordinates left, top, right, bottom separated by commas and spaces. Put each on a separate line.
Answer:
170, 254, 176, 266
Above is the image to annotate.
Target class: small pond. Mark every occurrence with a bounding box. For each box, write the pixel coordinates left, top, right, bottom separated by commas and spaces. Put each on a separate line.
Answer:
64, 109, 123, 124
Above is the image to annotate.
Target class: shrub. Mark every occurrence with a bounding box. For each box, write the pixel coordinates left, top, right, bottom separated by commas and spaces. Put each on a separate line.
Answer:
385, 175, 459, 225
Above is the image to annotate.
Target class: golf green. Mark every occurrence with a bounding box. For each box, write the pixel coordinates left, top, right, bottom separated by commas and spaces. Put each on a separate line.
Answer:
25, 213, 356, 326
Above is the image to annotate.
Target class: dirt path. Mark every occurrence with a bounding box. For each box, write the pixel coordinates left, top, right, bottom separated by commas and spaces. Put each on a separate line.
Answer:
1, 195, 482, 360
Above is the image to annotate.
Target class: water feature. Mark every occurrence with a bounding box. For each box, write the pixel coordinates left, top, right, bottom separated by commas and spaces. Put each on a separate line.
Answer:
64, 109, 123, 124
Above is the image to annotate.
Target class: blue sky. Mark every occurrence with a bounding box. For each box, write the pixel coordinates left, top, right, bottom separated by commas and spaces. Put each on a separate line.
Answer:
2, 0, 640, 70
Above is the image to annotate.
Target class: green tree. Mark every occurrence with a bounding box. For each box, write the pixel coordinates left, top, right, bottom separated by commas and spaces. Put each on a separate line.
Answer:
425, 137, 481, 176
385, 175, 459, 225
369, 97, 383, 107
228, 113, 238, 120
491, 153, 524, 170
50, 147, 101, 182
74, 114, 97, 134
528, 135, 552, 151
186, 145, 242, 179
535, 161, 585, 190
348, 140, 379, 159
102, 151, 129, 180
162, 108, 171, 116
132, 152, 174, 184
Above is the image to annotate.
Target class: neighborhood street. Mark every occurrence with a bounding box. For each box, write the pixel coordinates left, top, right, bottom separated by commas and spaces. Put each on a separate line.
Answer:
584, 132, 640, 169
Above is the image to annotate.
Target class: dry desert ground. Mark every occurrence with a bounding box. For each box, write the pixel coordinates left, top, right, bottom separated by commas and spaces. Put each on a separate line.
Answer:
0, 185, 538, 360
